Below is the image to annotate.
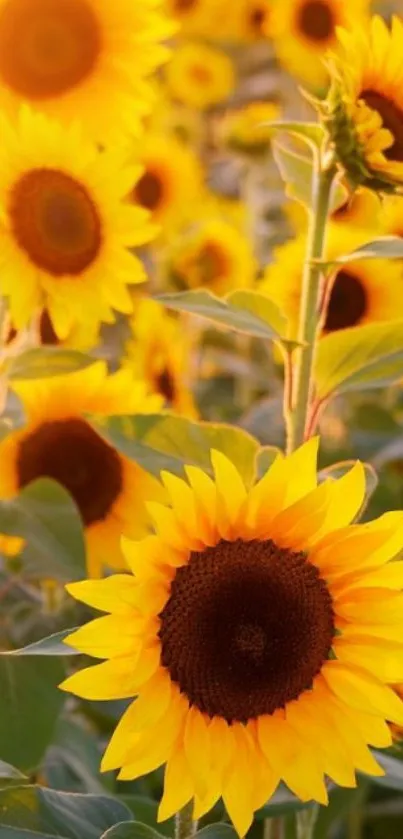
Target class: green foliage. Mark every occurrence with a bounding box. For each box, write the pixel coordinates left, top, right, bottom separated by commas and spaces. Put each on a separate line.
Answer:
0, 763, 26, 781
5, 629, 80, 656
7, 349, 96, 381
321, 236, 403, 266
315, 321, 403, 399
101, 823, 166, 839
272, 140, 345, 210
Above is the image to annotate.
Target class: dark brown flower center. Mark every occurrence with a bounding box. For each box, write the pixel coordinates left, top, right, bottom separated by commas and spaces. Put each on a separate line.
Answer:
361, 90, 403, 163
324, 270, 367, 332
134, 170, 165, 213
156, 367, 176, 403
159, 538, 334, 723
250, 6, 267, 35
38, 309, 60, 345
0, 0, 101, 99
297, 0, 334, 42
174, 0, 197, 11
9, 168, 102, 276
17, 418, 123, 526
198, 242, 228, 286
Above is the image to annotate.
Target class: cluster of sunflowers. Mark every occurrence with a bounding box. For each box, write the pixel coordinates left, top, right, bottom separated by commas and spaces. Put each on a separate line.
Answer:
4, 1, 403, 838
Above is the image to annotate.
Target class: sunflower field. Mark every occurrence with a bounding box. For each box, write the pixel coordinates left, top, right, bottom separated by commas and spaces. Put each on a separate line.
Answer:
5, 1, 403, 838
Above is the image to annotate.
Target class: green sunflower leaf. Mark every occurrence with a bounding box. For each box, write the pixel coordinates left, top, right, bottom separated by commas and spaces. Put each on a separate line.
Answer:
0, 659, 65, 771
155, 289, 297, 349
314, 320, 403, 400
101, 823, 166, 839
7, 349, 96, 381
0, 478, 86, 582
0, 762, 26, 781
0, 787, 132, 839
272, 140, 345, 211
265, 121, 325, 149
1, 629, 80, 657
92, 413, 260, 487
195, 826, 238, 839
318, 236, 403, 267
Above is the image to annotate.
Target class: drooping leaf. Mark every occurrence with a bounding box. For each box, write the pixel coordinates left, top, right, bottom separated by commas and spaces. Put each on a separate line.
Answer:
155, 289, 294, 346
0, 787, 132, 839
101, 823, 166, 839
2, 629, 80, 657
321, 236, 403, 266
315, 321, 403, 399
93, 413, 260, 487
0, 479, 86, 582
0, 659, 65, 771
0, 762, 26, 781
8, 349, 95, 381
272, 140, 344, 211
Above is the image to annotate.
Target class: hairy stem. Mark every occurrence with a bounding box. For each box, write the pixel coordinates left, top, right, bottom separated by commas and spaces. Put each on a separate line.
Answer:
175, 802, 197, 839
296, 805, 320, 839
285, 152, 336, 453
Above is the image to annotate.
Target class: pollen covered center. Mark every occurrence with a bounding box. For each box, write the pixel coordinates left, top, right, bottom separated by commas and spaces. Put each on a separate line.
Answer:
297, 0, 334, 42
325, 270, 367, 332
17, 418, 123, 526
0, 0, 101, 99
9, 168, 102, 276
159, 538, 335, 723
361, 90, 403, 163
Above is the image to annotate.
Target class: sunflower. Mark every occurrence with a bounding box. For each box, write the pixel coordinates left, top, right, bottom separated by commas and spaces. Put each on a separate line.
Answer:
0, 362, 164, 578
269, 0, 369, 91
164, 0, 226, 38
286, 187, 382, 236
261, 227, 403, 339
379, 194, 403, 238
124, 297, 197, 418
170, 219, 257, 295
0, 108, 155, 339
164, 43, 235, 110
324, 16, 403, 190
219, 101, 281, 157
130, 133, 204, 233
3, 308, 100, 352
229, 0, 273, 43
62, 440, 403, 835
0, 0, 173, 144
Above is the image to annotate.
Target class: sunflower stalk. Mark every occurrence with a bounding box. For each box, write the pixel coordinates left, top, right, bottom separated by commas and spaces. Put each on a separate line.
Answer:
285, 149, 337, 453
175, 802, 198, 839
296, 804, 320, 839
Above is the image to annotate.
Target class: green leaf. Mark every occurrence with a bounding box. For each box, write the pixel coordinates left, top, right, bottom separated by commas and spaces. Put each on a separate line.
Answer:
266, 121, 325, 149
255, 446, 282, 479
118, 797, 172, 836
196, 827, 238, 839
368, 752, 403, 791
315, 321, 403, 399
101, 823, 165, 839
319, 460, 378, 512
0, 787, 132, 839
43, 717, 112, 794
272, 140, 345, 211
8, 349, 96, 381
0, 659, 65, 771
0, 763, 26, 781
1, 629, 80, 657
0, 479, 86, 582
0, 829, 56, 839
93, 413, 260, 487
155, 289, 294, 346
321, 236, 403, 266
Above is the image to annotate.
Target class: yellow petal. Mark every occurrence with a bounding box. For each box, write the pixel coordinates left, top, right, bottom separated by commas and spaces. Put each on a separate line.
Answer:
161, 472, 198, 534
184, 707, 212, 798
65, 575, 138, 614
158, 745, 194, 822
335, 589, 403, 624
222, 725, 256, 838
334, 636, 403, 682
60, 655, 149, 700
246, 454, 286, 532
323, 661, 403, 724
258, 713, 328, 805
313, 461, 366, 539
65, 614, 142, 659
282, 437, 319, 506
211, 449, 247, 536
184, 464, 219, 546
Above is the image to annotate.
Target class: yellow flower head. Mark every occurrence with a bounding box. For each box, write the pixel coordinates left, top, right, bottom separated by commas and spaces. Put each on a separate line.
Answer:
130, 133, 204, 232
0, 362, 164, 578
261, 227, 403, 338
324, 16, 403, 190
63, 441, 403, 835
219, 101, 281, 157
269, 0, 369, 90
124, 297, 197, 418
170, 218, 257, 295
229, 0, 273, 43
165, 42, 235, 110
0, 108, 155, 339
164, 0, 227, 39
0, 0, 173, 143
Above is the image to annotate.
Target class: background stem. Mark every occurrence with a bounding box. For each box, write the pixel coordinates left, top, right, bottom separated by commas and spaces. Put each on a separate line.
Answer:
285, 154, 336, 453
175, 802, 197, 839
296, 805, 320, 839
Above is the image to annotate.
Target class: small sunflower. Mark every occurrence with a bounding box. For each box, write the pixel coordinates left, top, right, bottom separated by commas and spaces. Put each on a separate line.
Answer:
0, 362, 164, 578
0, 0, 173, 144
164, 42, 235, 110
219, 101, 281, 157
124, 297, 197, 418
286, 187, 382, 235
62, 441, 403, 835
3, 308, 100, 351
324, 16, 403, 190
0, 108, 154, 339
170, 219, 257, 295
269, 0, 369, 91
130, 133, 204, 233
164, 0, 225, 38
230, 0, 273, 43
261, 228, 403, 338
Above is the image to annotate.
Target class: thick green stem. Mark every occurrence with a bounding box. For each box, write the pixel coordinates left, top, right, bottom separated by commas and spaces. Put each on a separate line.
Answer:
285, 153, 336, 454
296, 805, 320, 839
175, 802, 197, 839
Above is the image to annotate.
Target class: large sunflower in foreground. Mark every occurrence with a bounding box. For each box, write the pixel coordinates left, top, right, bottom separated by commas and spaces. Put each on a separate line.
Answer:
130, 133, 204, 233
124, 297, 197, 417
0, 0, 173, 143
268, 0, 369, 91
324, 16, 403, 190
261, 228, 403, 338
0, 109, 154, 339
0, 362, 163, 578
170, 218, 257, 295
62, 440, 403, 834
